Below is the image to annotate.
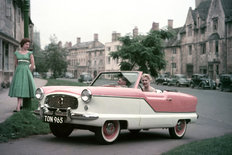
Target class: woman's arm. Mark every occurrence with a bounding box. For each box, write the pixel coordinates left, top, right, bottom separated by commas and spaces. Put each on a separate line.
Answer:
30, 54, 35, 72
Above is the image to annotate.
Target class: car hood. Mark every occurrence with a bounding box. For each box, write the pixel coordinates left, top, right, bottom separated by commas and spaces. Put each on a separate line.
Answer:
179, 78, 188, 82
41, 86, 145, 98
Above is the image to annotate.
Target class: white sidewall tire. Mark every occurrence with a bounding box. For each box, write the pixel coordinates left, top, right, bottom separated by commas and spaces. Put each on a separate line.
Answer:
169, 120, 187, 139
95, 120, 120, 144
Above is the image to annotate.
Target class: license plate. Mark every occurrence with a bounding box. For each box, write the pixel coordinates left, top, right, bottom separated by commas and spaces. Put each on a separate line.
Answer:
44, 115, 64, 124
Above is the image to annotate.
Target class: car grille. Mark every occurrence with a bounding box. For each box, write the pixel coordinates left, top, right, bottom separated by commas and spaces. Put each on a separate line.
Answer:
45, 94, 78, 109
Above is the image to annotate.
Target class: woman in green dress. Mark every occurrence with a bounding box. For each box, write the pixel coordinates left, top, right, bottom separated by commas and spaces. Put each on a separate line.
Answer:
8, 38, 36, 112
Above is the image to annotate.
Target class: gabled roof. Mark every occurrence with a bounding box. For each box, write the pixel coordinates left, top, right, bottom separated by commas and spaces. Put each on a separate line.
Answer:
221, 0, 232, 21
164, 0, 232, 48
179, 25, 186, 34
71, 41, 93, 49
70, 41, 104, 50
196, 0, 211, 20
191, 9, 197, 25
164, 27, 182, 47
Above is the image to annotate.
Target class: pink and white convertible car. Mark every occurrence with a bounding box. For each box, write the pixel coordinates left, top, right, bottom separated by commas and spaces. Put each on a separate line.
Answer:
34, 71, 198, 144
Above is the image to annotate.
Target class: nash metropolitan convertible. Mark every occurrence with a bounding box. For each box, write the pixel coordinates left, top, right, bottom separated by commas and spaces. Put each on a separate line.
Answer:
34, 71, 198, 144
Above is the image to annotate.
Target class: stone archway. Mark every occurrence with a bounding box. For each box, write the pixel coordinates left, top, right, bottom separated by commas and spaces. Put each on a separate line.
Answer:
208, 33, 220, 41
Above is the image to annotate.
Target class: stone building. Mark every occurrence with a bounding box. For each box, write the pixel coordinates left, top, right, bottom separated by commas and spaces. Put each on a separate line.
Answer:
163, 0, 232, 80
33, 30, 41, 48
105, 27, 141, 72
0, 0, 33, 88
105, 31, 122, 71
67, 34, 105, 78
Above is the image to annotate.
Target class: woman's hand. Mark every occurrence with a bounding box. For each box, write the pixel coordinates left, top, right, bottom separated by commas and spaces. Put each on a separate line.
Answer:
29, 64, 35, 72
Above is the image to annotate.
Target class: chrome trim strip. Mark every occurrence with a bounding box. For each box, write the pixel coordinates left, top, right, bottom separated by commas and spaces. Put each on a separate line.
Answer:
71, 113, 99, 120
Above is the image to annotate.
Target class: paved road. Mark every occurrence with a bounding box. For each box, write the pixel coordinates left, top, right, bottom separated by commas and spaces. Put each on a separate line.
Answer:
0, 78, 47, 123
0, 84, 231, 155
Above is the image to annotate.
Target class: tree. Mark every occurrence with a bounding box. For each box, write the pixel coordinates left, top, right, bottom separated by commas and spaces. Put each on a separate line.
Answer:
44, 36, 68, 78
110, 29, 173, 77
33, 43, 48, 74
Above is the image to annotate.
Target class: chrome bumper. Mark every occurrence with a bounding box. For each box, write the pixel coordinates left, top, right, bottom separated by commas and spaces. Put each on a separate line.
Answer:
34, 106, 99, 122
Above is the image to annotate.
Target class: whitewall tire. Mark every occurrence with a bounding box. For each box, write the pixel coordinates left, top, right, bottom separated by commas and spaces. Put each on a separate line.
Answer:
95, 120, 120, 144
169, 120, 187, 139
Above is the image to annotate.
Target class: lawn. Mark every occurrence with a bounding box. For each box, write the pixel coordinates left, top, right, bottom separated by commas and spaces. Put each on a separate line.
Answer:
162, 133, 232, 155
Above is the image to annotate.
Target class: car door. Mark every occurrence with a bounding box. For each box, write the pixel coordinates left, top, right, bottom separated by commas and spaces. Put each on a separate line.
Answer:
139, 92, 180, 128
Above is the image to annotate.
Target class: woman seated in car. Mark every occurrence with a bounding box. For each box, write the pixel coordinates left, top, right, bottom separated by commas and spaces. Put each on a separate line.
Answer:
141, 74, 156, 92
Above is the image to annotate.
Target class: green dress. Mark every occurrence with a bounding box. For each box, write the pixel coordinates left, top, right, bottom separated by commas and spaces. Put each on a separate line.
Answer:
8, 51, 36, 98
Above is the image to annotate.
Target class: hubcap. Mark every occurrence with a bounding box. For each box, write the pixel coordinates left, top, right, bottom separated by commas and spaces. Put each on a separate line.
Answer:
104, 122, 115, 135
177, 121, 183, 131
176, 121, 185, 135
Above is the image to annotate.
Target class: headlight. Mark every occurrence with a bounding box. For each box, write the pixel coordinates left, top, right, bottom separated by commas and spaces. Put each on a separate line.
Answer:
81, 89, 92, 103
35, 88, 44, 100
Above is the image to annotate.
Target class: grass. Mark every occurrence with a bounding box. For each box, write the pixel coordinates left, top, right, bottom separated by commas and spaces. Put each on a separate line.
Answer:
0, 79, 87, 142
0, 100, 50, 142
162, 133, 232, 155
0, 79, 231, 154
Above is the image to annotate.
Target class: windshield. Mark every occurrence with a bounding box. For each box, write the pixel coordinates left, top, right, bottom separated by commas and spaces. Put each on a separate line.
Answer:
91, 72, 139, 88
199, 75, 207, 78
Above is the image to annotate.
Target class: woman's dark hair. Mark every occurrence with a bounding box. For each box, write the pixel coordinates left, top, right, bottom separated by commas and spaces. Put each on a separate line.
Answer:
20, 38, 31, 47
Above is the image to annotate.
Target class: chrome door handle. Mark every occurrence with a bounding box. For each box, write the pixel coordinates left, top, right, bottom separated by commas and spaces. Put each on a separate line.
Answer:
167, 98, 172, 101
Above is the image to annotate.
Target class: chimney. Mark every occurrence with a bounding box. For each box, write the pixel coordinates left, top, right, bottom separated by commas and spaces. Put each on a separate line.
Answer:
58, 41, 62, 47
168, 19, 173, 29
112, 31, 121, 42
65, 41, 72, 48
69, 42, 72, 47
133, 26, 138, 37
76, 37, 81, 44
151, 22, 159, 31
94, 33, 98, 41
112, 31, 116, 42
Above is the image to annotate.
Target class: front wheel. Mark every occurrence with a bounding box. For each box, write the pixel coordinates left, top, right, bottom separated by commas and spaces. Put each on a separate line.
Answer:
95, 120, 120, 144
201, 83, 206, 89
49, 123, 73, 138
169, 120, 187, 139
220, 85, 224, 91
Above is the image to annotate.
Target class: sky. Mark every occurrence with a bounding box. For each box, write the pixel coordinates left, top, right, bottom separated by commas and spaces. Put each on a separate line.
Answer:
31, 0, 195, 48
